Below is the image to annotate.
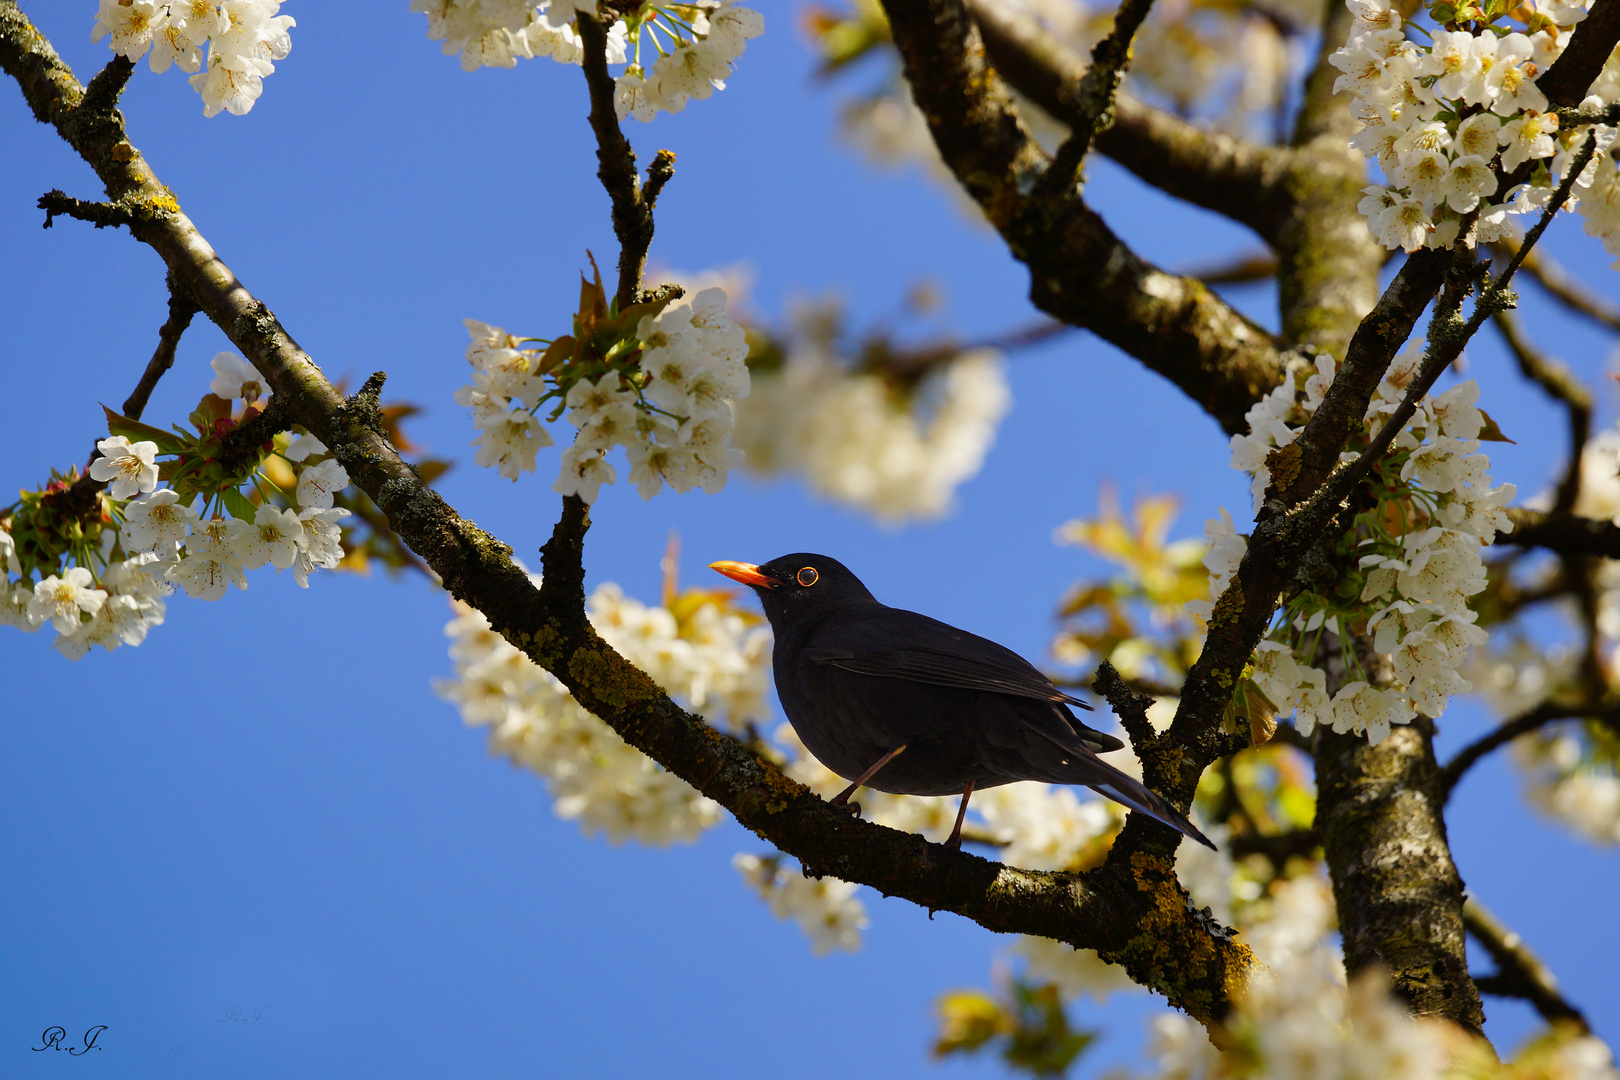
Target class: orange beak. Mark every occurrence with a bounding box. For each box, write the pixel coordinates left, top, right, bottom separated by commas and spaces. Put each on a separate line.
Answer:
709, 560, 778, 588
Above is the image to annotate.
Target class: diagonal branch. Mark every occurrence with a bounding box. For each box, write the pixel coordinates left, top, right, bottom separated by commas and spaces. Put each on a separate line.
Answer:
1464, 894, 1591, 1032
1490, 237, 1620, 334
123, 273, 200, 420
1492, 310, 1591, 515
1439, 699, 1620, 800
0, 1, 1257, 1024
967, 0, 1294, 243
879, 0, 1287, 436
1535, 0, 1620, 107
1028, 0, 1156, 205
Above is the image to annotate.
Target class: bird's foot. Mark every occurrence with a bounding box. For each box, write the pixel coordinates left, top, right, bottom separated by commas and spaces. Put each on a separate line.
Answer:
828, 795, 862, 818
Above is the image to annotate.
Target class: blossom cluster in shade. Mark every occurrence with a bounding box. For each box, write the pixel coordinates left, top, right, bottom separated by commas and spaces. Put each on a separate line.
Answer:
1513, 725, 1620, 846
436, 577, 770, 845
1191, 346, 1513, 743
411, 1, 763, 123
455, 286, 749, 504
1331, 0, 1618, 253
730, 301, 1011, 524
0, 353, 349, 659
1138, 951, 1618, 1080
732, 854, 869, 956
755, 720, 1130, 955
92, 0, 295, 117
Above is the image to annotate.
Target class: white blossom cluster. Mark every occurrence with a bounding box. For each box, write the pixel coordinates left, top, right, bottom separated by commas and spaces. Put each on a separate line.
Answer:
92, 0, 294, 117
758, 721, 1127, 956
613, 2, 764, 122
1016, 837, 1337, 1006
455, 286, 750, 504
411, 1, 763, 123
732, 854, 869, 956
1138, 944, 1619, 1080
730, 304, 1010, 524
1332, 0, 1618, 253
1577, 52, 1620, 262
1142, 958, 1449, 1080
411, 0, 608, 70
0, 543, 171, 661
436, 577, 770, 844
1514, 726, 1620, 845
1, 353, 349, 658
1193, 346, 1513, 743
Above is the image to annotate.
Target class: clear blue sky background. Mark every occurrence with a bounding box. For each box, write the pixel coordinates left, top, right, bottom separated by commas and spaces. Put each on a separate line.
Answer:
2, 4, 1616, 1078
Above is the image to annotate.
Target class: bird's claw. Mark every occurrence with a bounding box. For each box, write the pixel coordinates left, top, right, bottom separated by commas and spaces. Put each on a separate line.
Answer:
830, 798, 862, 818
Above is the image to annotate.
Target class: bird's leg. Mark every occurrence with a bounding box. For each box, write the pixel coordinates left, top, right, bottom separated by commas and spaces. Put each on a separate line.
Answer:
829, 744, 908, 817
944, 780, 976, 850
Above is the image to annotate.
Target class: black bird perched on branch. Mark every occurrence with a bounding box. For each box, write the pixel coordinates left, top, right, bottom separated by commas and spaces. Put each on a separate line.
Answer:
711, 553, 1214, 851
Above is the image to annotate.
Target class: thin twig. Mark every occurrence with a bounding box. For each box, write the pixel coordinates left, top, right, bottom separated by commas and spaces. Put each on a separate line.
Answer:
39, 188, 134, 230
1277, 135, 1597, 547
1030, 0, 1157, 204
1185, 251, 1279, 285
1492, 310, 1591, 515
122, 275, 199, 420
1493, 132, 1599, 289
1464, 894, 1590, 1032
1092, 660, 1159, 751
1556, 100, 1620, 127
1438, 699, 1620, 799
1491, 237, 1620, 334
576, 13, 661, 309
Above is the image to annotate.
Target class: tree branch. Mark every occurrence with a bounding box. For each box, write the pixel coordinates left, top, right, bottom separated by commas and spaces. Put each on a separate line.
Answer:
968, 0, 1294, 242
879, 0, 1288, 436
1502, 508, 1620, 556
1028, 0, 1156, 204
1492, 310, 1591, 515
1489, 236, 1620, 334
1274, 0, 1385, 356
0, 1, 1258, 1024
1439, 699, 1620, 799
1464, 895, 1591, 1032
577, 12, 666, 309
38, 187, 135, 230
1536, 0, 1620, 107
123, 274, 199, 419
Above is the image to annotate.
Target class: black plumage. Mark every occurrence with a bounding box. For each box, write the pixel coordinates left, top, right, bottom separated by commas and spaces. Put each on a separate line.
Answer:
711, 553, 1214, 851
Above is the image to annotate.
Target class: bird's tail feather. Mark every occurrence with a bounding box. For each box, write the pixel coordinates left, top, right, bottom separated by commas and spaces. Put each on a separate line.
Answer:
1026, 726, 1216, 849
1091, 778, 1216, 850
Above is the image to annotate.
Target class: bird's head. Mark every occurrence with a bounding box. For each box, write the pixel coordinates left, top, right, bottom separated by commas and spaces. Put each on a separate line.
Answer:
708, 553, 876, 622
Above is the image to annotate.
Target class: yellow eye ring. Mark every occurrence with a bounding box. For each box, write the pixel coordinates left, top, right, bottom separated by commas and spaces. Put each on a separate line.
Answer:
797, 567, 818, 587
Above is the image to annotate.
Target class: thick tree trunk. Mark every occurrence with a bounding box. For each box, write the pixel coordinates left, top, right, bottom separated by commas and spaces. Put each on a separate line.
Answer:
1314, 722, 1486, 1030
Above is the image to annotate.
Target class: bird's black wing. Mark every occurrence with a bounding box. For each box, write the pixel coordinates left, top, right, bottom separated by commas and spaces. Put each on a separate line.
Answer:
803, 646, 1096, 711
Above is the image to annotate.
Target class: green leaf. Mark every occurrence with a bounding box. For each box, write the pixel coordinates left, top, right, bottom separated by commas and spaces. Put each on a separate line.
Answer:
103, 406, 187, 455
221, 488, 258, 522
1477, 408, 1515, 443
606, 293, 678, 337
537, 335, 575, 374
188, 393, 234, 435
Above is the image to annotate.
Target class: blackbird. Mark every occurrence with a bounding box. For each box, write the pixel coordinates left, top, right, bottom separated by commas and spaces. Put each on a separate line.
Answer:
711, 553, 1214, 851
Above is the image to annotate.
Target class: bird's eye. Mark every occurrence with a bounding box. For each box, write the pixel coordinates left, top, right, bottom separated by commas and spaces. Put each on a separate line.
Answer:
797, 567, 819, 587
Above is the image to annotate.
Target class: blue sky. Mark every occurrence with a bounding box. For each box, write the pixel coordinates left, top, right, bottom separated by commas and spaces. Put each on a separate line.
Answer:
2, 3, 1617, 1077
